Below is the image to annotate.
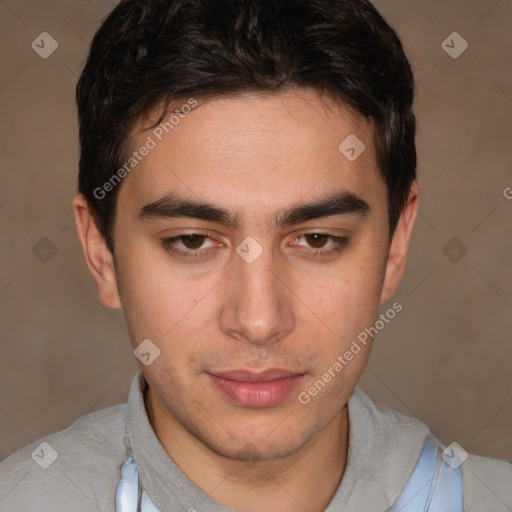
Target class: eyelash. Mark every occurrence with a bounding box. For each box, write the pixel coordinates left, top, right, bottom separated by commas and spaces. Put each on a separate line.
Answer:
161, 231, 349, 260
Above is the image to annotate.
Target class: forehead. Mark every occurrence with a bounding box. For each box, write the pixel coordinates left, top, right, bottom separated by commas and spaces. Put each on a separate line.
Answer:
119, 88, 385, 221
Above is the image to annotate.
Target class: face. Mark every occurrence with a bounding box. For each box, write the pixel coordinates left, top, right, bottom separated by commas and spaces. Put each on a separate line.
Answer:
76, 88, 417, 461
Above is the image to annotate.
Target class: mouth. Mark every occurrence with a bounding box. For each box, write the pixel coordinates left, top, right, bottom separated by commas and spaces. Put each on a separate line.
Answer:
206, 368, 306, 408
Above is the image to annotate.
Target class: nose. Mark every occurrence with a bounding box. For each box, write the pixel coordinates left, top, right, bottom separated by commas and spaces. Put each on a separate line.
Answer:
219, 240, 295, 346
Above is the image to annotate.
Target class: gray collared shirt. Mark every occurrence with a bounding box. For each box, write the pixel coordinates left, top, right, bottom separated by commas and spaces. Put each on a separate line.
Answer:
1, 370, 511, 511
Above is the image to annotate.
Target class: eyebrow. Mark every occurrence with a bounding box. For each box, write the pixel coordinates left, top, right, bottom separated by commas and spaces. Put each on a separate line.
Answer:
137, 191, 370, 228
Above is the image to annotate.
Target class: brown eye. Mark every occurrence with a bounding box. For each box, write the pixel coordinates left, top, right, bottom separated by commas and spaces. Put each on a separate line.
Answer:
304, 233, 329, 249
179, 234, 206, 249
161, 232, 220, 260
288, 233, 349, 258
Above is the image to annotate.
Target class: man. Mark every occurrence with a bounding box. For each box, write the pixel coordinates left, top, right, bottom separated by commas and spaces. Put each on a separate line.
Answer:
1, 0, 510, 510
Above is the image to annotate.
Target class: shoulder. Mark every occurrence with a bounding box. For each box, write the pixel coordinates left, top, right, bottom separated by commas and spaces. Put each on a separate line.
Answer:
349, 387, 512, 510
462, 452, 512, 511
0, 403, 127, 511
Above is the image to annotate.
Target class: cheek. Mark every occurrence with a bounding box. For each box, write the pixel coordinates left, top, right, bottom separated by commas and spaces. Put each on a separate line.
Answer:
117, 242, 218, 339
304, 256, 384, 340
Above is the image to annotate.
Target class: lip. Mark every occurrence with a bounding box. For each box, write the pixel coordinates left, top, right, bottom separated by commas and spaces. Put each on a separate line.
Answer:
210, 368, 302, 382
207, 369, 305, 407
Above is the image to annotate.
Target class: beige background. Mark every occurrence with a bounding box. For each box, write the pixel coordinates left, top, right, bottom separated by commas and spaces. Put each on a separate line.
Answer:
0, 0, 511, 464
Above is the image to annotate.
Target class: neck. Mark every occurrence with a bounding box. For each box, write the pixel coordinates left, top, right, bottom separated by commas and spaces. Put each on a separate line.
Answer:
144, 386, 349, 512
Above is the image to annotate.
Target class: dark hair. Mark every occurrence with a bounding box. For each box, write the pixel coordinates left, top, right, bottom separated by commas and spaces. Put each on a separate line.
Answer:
76, 0, 416, 253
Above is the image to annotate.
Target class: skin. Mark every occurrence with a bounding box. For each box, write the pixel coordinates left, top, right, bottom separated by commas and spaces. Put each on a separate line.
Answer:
73, 87, 419, 512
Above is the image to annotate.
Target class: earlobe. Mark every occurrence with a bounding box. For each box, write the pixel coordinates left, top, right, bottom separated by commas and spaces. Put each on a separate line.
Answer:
72, 194, 122, 309
379, 181, 419, 304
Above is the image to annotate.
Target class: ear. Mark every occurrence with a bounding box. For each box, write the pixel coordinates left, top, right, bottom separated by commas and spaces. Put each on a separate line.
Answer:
380, 181, 419, 304
72, 193, 122, 309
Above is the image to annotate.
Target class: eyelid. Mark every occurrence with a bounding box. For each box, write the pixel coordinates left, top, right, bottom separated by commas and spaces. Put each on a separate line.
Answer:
161, 228, 223, 240
167, 230, 222, 246
291, 228, 348, 239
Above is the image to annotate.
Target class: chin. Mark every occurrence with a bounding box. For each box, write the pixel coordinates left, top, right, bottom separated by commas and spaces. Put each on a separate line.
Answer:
201, 422, 311, 462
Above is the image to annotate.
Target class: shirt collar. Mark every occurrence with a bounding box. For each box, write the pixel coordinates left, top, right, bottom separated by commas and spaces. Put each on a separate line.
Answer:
324, 386, 430, 510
